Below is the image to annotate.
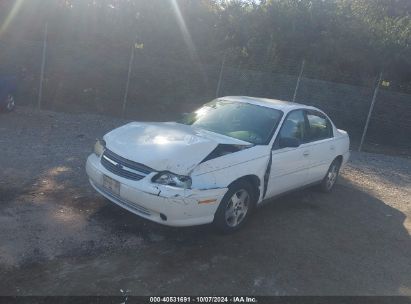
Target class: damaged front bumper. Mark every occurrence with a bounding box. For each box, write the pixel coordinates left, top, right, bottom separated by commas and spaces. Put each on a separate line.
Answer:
86, 154, 228, 227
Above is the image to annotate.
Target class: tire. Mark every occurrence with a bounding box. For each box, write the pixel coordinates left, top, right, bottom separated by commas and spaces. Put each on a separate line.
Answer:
213, 180, 256, 233
319, 158, 341, 193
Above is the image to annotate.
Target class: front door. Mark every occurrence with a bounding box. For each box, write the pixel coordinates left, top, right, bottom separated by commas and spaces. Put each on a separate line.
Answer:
265, 110, 312, 198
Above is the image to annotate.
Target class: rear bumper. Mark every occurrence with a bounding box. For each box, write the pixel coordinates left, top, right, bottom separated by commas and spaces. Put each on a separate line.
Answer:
342, 150, 350, 168
86, 154, 227, 227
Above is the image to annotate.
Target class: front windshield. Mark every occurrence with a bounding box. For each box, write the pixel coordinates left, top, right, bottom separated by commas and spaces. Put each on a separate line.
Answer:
180, 100, 283, 145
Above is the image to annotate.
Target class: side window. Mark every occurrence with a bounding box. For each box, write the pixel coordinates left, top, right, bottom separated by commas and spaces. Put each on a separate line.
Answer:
278, 110, 306, 141
306, 111, 333, 141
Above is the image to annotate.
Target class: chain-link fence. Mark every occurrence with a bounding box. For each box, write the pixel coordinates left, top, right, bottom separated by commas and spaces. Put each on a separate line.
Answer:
1, 33, 410, 154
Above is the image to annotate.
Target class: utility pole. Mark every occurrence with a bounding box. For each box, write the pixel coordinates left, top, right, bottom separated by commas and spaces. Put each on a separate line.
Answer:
358, 71, 383, 152
122, 43, 136, 117
216, 52, 226, 98
292, 59, 305, 102
38, 22, 48, 110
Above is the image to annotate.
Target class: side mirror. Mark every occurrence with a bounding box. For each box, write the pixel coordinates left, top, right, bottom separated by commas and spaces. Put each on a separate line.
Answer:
279, 137, 300, 148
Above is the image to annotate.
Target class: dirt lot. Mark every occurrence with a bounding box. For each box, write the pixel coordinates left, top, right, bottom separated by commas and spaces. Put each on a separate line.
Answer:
0, 107, 410, 295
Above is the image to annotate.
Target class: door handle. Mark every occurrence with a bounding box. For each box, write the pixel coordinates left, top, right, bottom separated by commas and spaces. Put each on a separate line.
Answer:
303, 150, 310, 157
330, 145, 336, 151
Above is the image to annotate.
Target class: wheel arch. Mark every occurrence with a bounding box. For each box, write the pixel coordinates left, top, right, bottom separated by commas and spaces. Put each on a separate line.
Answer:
334, 155, 343, 165
228, 174, 261, 201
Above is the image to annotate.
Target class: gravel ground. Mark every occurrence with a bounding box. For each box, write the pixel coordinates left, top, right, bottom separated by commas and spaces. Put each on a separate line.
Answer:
0, 107, 410, 295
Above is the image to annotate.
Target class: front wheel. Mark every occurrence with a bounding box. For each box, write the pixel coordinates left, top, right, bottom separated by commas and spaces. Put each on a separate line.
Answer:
213, 180, 256, 233
319, 158, 341, 192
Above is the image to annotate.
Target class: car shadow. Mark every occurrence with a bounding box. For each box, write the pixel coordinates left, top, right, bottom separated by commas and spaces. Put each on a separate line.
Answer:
1, 170, 410, 295
69, 175, 411, 295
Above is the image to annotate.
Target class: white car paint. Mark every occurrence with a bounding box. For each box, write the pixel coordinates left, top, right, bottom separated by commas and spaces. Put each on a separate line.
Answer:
103, 121, 251, 176
86, 96, 350, 226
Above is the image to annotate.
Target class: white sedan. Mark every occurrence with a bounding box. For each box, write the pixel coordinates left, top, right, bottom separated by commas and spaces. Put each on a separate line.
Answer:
86, 96, 350, 232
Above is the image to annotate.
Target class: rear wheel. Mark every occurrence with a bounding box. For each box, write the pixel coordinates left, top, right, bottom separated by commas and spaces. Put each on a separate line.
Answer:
319, 158, 341, 192
213, 180, 256, 233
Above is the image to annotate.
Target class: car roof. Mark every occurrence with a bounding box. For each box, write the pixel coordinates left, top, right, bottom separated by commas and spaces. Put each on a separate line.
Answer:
218, 96, 318, 113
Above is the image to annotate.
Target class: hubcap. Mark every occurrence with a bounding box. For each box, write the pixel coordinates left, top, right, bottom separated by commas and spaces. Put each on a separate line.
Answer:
326, 164, 338, 189
225, 189, 249, 227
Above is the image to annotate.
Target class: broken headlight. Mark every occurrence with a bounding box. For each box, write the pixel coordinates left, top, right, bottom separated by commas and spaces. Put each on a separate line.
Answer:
93, 139, 106, 157
152, 172, 192, 189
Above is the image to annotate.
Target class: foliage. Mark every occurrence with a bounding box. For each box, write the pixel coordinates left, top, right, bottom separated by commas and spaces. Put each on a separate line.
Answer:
1, 0, 410, 90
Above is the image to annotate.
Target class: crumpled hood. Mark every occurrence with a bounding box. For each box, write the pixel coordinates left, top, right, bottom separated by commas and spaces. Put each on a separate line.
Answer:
104, 122, 250, 175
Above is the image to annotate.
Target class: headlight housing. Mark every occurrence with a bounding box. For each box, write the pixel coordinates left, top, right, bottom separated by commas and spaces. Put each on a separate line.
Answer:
94, 139, 106, 157
152, 172, 192, 189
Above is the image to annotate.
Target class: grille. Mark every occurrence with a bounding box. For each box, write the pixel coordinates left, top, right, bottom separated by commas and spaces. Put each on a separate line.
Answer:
101, 149, 153, 181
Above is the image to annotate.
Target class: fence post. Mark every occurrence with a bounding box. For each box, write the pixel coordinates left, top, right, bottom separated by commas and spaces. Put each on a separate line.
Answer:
37, 22, 48, 110
122, 43, 135, 118
216, 52, 226, 98
358, 71, 383, 152
292, 59, 305, 102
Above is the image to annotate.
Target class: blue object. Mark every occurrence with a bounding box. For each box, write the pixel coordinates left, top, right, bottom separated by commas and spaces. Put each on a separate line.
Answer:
0, 75, 17, 107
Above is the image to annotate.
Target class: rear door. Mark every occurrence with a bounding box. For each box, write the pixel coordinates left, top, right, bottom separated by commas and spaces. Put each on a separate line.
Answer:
304, 110, 336, 183
265, 110, 312, 198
